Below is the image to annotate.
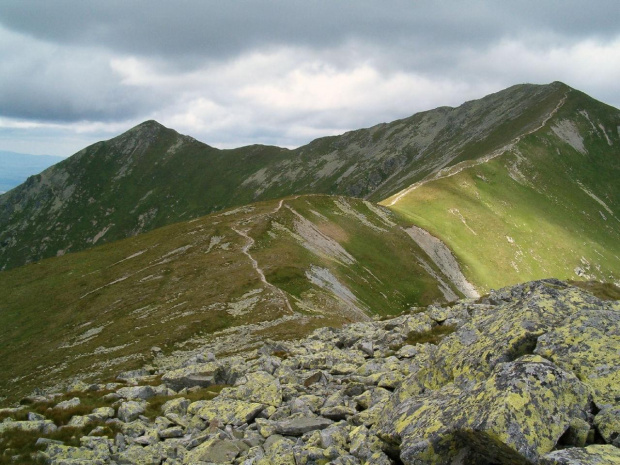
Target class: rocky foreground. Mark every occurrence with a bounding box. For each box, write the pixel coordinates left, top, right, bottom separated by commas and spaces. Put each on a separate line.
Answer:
1, 279, 619, 464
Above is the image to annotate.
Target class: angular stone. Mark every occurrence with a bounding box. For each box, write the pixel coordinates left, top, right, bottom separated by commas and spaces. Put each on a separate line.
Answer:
55, 397, 81, 410
540, 445, 620, 464
396, 344, 419, 358
349, 425, 385, 461
44, 443, 106, 463
161, 397, 190, 416
258, 435, 296, 465
535, 308, 620, 407
116, 385, 156, 400
320, 405, 356, 421
303, 371, 329, 387
165, 412, 189, 428
79, 435, 112, 455
117, 400, 147, 423
116, 444, 161, 464
161, 362, 220, 391
331, 455, 363, 465
270, 415, 333, 436
232, 371, 282, 407
134, 429, 159, 446
330, 363, 359, 375
185, 438, 242, 463
354, 387, 391, 410
158, 426, 184, 439
0, 419, 57, 434
27, 411, 46, 421
90, 406, 115, 421
35, 438, 63, 449
594, 407, 620, 446
379, 356, 592, 464
320, 425, 349, 450
67, 415, 94, 428
195, 399, 264, 426
120, 419, 147, 438
358, 340, 374, 357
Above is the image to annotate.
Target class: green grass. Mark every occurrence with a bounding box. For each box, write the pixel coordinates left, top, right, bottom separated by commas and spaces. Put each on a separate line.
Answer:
18, 391, 115, 426
0, 389, 122, 465
383, 89, 620, 292
1, 83, 582, 271
0, 195, 456, 405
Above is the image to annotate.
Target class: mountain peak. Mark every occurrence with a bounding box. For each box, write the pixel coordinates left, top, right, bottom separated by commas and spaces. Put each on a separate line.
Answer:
108, 119, 173, 150
0, 82, 618, 271
133, 119, 166, 130
122, 119, 169, 137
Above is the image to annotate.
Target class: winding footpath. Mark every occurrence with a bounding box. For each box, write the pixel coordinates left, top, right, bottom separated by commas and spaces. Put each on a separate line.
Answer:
230, 199, 294, 314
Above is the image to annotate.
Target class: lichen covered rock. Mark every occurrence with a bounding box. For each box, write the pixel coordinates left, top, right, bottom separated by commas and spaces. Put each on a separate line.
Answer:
540, 444, 620, 464
193, 398, 264, 426
534, 307, 620, 407
228, 370, 283, 407
6, 279, 619, 465
117, 400, 147, 423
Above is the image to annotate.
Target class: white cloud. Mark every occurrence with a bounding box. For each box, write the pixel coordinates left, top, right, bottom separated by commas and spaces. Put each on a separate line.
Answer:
459, 37, 620, 108
105, 46, 498, 149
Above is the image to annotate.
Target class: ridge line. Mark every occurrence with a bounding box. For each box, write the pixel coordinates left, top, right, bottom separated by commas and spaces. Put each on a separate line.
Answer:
387, 91, 570, 206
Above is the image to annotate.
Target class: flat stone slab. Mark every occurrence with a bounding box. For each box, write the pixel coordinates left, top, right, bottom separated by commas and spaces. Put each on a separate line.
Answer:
272, 416, 334, 436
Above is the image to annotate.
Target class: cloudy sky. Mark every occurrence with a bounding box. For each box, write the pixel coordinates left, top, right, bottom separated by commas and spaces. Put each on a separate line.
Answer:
0, 1, 619, 156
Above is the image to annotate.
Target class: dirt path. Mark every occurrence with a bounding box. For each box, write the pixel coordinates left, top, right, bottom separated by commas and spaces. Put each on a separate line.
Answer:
388, 92, 569, 206
230, 199, 294, 314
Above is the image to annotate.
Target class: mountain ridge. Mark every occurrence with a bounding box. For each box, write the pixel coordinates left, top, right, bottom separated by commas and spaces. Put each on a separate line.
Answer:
1, 82, 620, 462
383, 85, 620, 291
0, 81, 593, 271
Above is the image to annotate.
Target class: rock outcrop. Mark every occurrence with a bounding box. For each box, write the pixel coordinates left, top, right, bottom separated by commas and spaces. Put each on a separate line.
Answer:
2, 279, 619, 464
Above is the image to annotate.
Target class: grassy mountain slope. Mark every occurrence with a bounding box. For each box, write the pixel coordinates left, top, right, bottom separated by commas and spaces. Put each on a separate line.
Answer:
0, 195, 466, 403
0, 82, 571, 270
384, 87, 620, 292
0, 124, 295, 270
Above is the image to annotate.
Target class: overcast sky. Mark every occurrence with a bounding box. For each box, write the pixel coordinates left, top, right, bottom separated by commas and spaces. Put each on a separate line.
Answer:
0, 1, 618, 156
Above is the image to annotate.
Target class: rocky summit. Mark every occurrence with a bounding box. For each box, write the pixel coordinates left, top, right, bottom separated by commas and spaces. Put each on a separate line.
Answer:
1, 279, 619, 464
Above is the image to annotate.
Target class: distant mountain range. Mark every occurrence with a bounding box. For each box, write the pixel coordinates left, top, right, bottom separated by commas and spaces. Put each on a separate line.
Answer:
0, 151, 64, 193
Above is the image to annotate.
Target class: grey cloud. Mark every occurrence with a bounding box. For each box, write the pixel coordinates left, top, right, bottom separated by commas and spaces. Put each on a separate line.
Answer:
1, 1, 617, 68
0, 0, 618, 155
0, 28, 167, 122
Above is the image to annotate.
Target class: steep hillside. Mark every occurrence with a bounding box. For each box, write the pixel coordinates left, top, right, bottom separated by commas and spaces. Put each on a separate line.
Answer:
0, 82, 572, 270
0, 195, 474, 403
384, 87, 620, 292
